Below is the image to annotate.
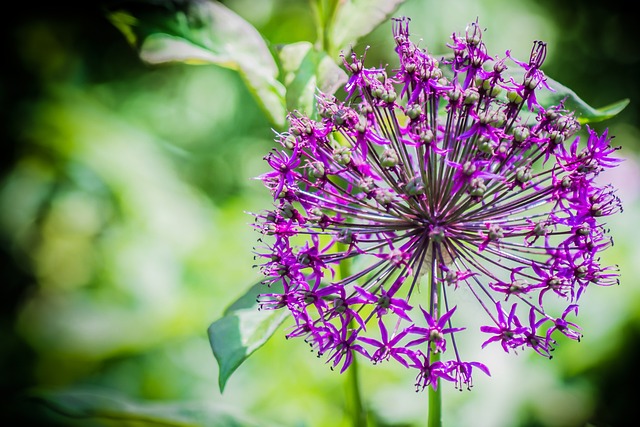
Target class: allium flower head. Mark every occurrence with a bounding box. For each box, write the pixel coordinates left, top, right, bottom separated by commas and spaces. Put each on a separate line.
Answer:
252, 18, 622, 391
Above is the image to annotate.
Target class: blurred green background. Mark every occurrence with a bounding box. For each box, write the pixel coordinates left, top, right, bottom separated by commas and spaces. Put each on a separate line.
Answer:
1, 0, 638, 426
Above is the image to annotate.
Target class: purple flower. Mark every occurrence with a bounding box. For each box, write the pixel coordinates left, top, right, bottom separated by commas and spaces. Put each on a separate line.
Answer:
480, 302, 528, 352
409, 351, 456, 392
357, 318, 413, 366
324, 321, 371, 373
448, 360, 491, 391
406, 306, 464, 353
252, 17, 621, 391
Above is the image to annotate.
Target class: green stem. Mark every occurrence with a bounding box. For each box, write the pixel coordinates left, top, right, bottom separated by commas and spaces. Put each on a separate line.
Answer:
428, 244, 443, 427
337, 242, 366, 427
427, 351, 442, 427
310, 0, 340, 53
347, 351, 367, 427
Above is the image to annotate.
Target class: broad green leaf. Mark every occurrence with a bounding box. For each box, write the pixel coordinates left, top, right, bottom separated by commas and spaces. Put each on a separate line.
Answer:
29, 387, 276, 427
535, 78, 629, 124
208, 280, 289, 392
439, 57, 629, 125
277, 42, 348, 116
328, 0, 407, 58
107, 1, 286, 128
316, 50, 350, 98
278, 42, 318, 116
499, 66, 629, 124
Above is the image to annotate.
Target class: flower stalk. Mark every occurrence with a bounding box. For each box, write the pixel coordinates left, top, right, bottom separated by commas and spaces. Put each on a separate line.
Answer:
338, 241, 367, 426
346, 338, 366, 426
427, 353, 441, 427
428, 256, 442, 427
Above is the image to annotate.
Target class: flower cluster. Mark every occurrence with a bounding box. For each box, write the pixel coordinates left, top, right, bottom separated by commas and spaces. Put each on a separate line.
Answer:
252, 18, 621, 391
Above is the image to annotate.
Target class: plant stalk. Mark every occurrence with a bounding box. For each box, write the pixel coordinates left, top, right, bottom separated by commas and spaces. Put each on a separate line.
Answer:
347, 351, 367, 427
428, 243, 442, 427
337, 242, 366, 427
427, 351, 442, 427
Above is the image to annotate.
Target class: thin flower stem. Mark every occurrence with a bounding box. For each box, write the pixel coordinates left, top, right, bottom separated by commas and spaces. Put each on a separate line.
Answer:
338, 242, 367, 427
428, 355, 442, 427
428, 252, 442, 427
347, 348, 367, 427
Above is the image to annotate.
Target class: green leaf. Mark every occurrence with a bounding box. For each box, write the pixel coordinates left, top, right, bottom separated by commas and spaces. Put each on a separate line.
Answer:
310, 0, 341, 53
277, 42, 348, 116
496, 65, 629, 124
316, 50, 350, 98
107, 1, 286, 128
536, 79, 629, 124
28, 387, 276, 427
328, 0, 407, 58
208, 280, 289, 392
439, 56, 629, 125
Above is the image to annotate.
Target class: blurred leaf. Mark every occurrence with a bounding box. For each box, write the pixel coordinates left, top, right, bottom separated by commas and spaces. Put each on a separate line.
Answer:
30, 388, 274, 427
507, 68, 630, 124
277, 41, 348, 116
439, 56, 629, 124
328, 0, 407, 58
107, 0, 286, 127
208, 280, 288, 393
315, 50, 349, 96
538, 85, 629, 124
310, 0, 340, 52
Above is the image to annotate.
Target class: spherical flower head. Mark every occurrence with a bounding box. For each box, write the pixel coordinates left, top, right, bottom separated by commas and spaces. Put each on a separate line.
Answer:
252, 17, 622, 391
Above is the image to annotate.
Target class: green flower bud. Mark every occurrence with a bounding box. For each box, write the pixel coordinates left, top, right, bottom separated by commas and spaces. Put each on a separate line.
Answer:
469, 178, 486, 197
420, 129, 435, 144
303, 291, 316, 304
513, 126, 530, 143
382, 89, 397, 103
333, 147, 351, 165
448, 87, 462, 102
534, 222, 547, 236
509, 280, 527, 293
381, 148, 399, 167
405, 175, 425, 196
507, 90, 523, 104
476, 136, 493, 154
462, 161, 476, 176
374, 189, 393, 205
488, 224, 504, 240
332, 110, 346, 125
280, 202, 295, 219
283, 134, 297, 150
358, 176, 375, 193
464, 87, 479, 105
406, 104, 422, 120
487, 84, 502, 98
577, 225, 591, 236
515, 166, 532, 183
307, 161, 325, 180
377, 295, 391, 308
